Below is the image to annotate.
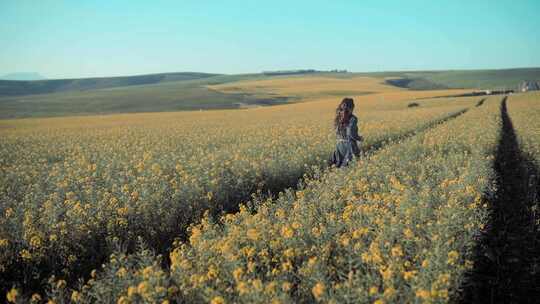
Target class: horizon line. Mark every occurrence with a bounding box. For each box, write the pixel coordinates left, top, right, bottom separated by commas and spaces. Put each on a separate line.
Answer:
2, 65, 540, 82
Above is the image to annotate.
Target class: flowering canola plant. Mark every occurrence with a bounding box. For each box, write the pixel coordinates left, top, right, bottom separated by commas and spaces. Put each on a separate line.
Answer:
162, 97, 502, 303
506, 92, 540, 226
0, 92, 474, 295
507, 92, 540, 170
44, 97, 505, 303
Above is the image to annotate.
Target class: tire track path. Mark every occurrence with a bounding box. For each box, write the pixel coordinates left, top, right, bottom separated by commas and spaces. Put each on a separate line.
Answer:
461, 97, 540, 303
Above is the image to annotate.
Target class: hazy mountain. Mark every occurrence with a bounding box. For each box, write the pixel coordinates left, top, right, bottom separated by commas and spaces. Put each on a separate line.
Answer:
0, 72, 220, 97
1, 72, 47, 81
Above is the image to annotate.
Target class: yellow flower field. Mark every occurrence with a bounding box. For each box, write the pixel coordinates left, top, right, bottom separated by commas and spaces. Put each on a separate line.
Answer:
162, 96, 501, 303
506, 92, 540, 235
209, 75, 472, 102
41, 96, 507, 303
507, 92, 540, 168
0, 82, 478, 297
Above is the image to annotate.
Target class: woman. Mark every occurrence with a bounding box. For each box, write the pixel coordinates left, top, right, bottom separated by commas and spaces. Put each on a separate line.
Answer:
329, 98, 363, 168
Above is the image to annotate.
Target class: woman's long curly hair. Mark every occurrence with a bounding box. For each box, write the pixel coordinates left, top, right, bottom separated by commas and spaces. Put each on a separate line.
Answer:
334, 98, 355, 137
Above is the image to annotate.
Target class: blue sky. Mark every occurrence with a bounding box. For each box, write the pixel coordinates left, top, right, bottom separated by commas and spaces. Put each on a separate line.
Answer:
1, 0, 539, 79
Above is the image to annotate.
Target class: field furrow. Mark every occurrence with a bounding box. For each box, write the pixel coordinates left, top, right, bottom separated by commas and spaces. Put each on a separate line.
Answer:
463, 93, 540, 302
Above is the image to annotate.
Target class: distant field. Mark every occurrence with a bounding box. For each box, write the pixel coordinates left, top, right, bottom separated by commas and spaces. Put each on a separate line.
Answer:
0, 73, 471, 119
0, 68, 538, 119
0, 74, 281, 119
361, 68, 540, 90
210, 75, 396, 98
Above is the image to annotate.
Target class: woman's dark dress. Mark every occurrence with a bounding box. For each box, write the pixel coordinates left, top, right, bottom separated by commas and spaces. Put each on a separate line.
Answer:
330, 115, 362, 167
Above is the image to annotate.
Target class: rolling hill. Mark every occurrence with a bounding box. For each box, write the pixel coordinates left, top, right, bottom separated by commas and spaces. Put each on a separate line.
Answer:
368, 68, 540, 90
0, 68, 539, 119
0, 73, 286, 119
0, 72, 219, 97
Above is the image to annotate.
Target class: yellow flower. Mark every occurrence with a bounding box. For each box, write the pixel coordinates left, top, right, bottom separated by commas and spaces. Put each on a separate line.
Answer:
380, 267, 393, 281
71, 291, 81, 302
5, 208, 14, 218
237, 282, 249, 295
403, 270, 417, 280
31, 293, 42, 303
438, 273, 450, 285
383, 287, 396, 299
6, 288, 18, 303
68, 254, 78, 264
281, 225, 294, 238
247, 261, 256, 273
246, 228, 259, 241
151, 163, 161, 173
241, 246, 256, 257
373, 300, 385, 304
29, 235, 42, 248
137, 281, 150, 296
281, 261, 293, 272
361, 251, 371, 263
117, 296, 130, 304
352, 227, 369, 239
252, 279, 263, 291
369, 286, 379, 295
447, 250, 459, 265
391, 245, 403, 257
416, 289, 431, 300
312, 282, 325, 300
127, 286, 137, 297
190, 227, 202, 244
403, 228, 414, 239
142, 266, 153, 278
284, 248, 295, 258
340, 235, 350, 246
20, 249, 32, 260
207, 266, 218, 279
265, 281, 277, 294
211, 296, 225, 304
233, 267, 243, 281
116, 267, 128, 278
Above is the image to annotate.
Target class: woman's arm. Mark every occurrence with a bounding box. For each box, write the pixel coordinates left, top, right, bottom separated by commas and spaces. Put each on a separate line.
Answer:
349, 116, 363, 141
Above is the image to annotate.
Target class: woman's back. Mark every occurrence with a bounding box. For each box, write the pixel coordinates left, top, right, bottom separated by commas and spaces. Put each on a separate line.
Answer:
330, 99, 362, 167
